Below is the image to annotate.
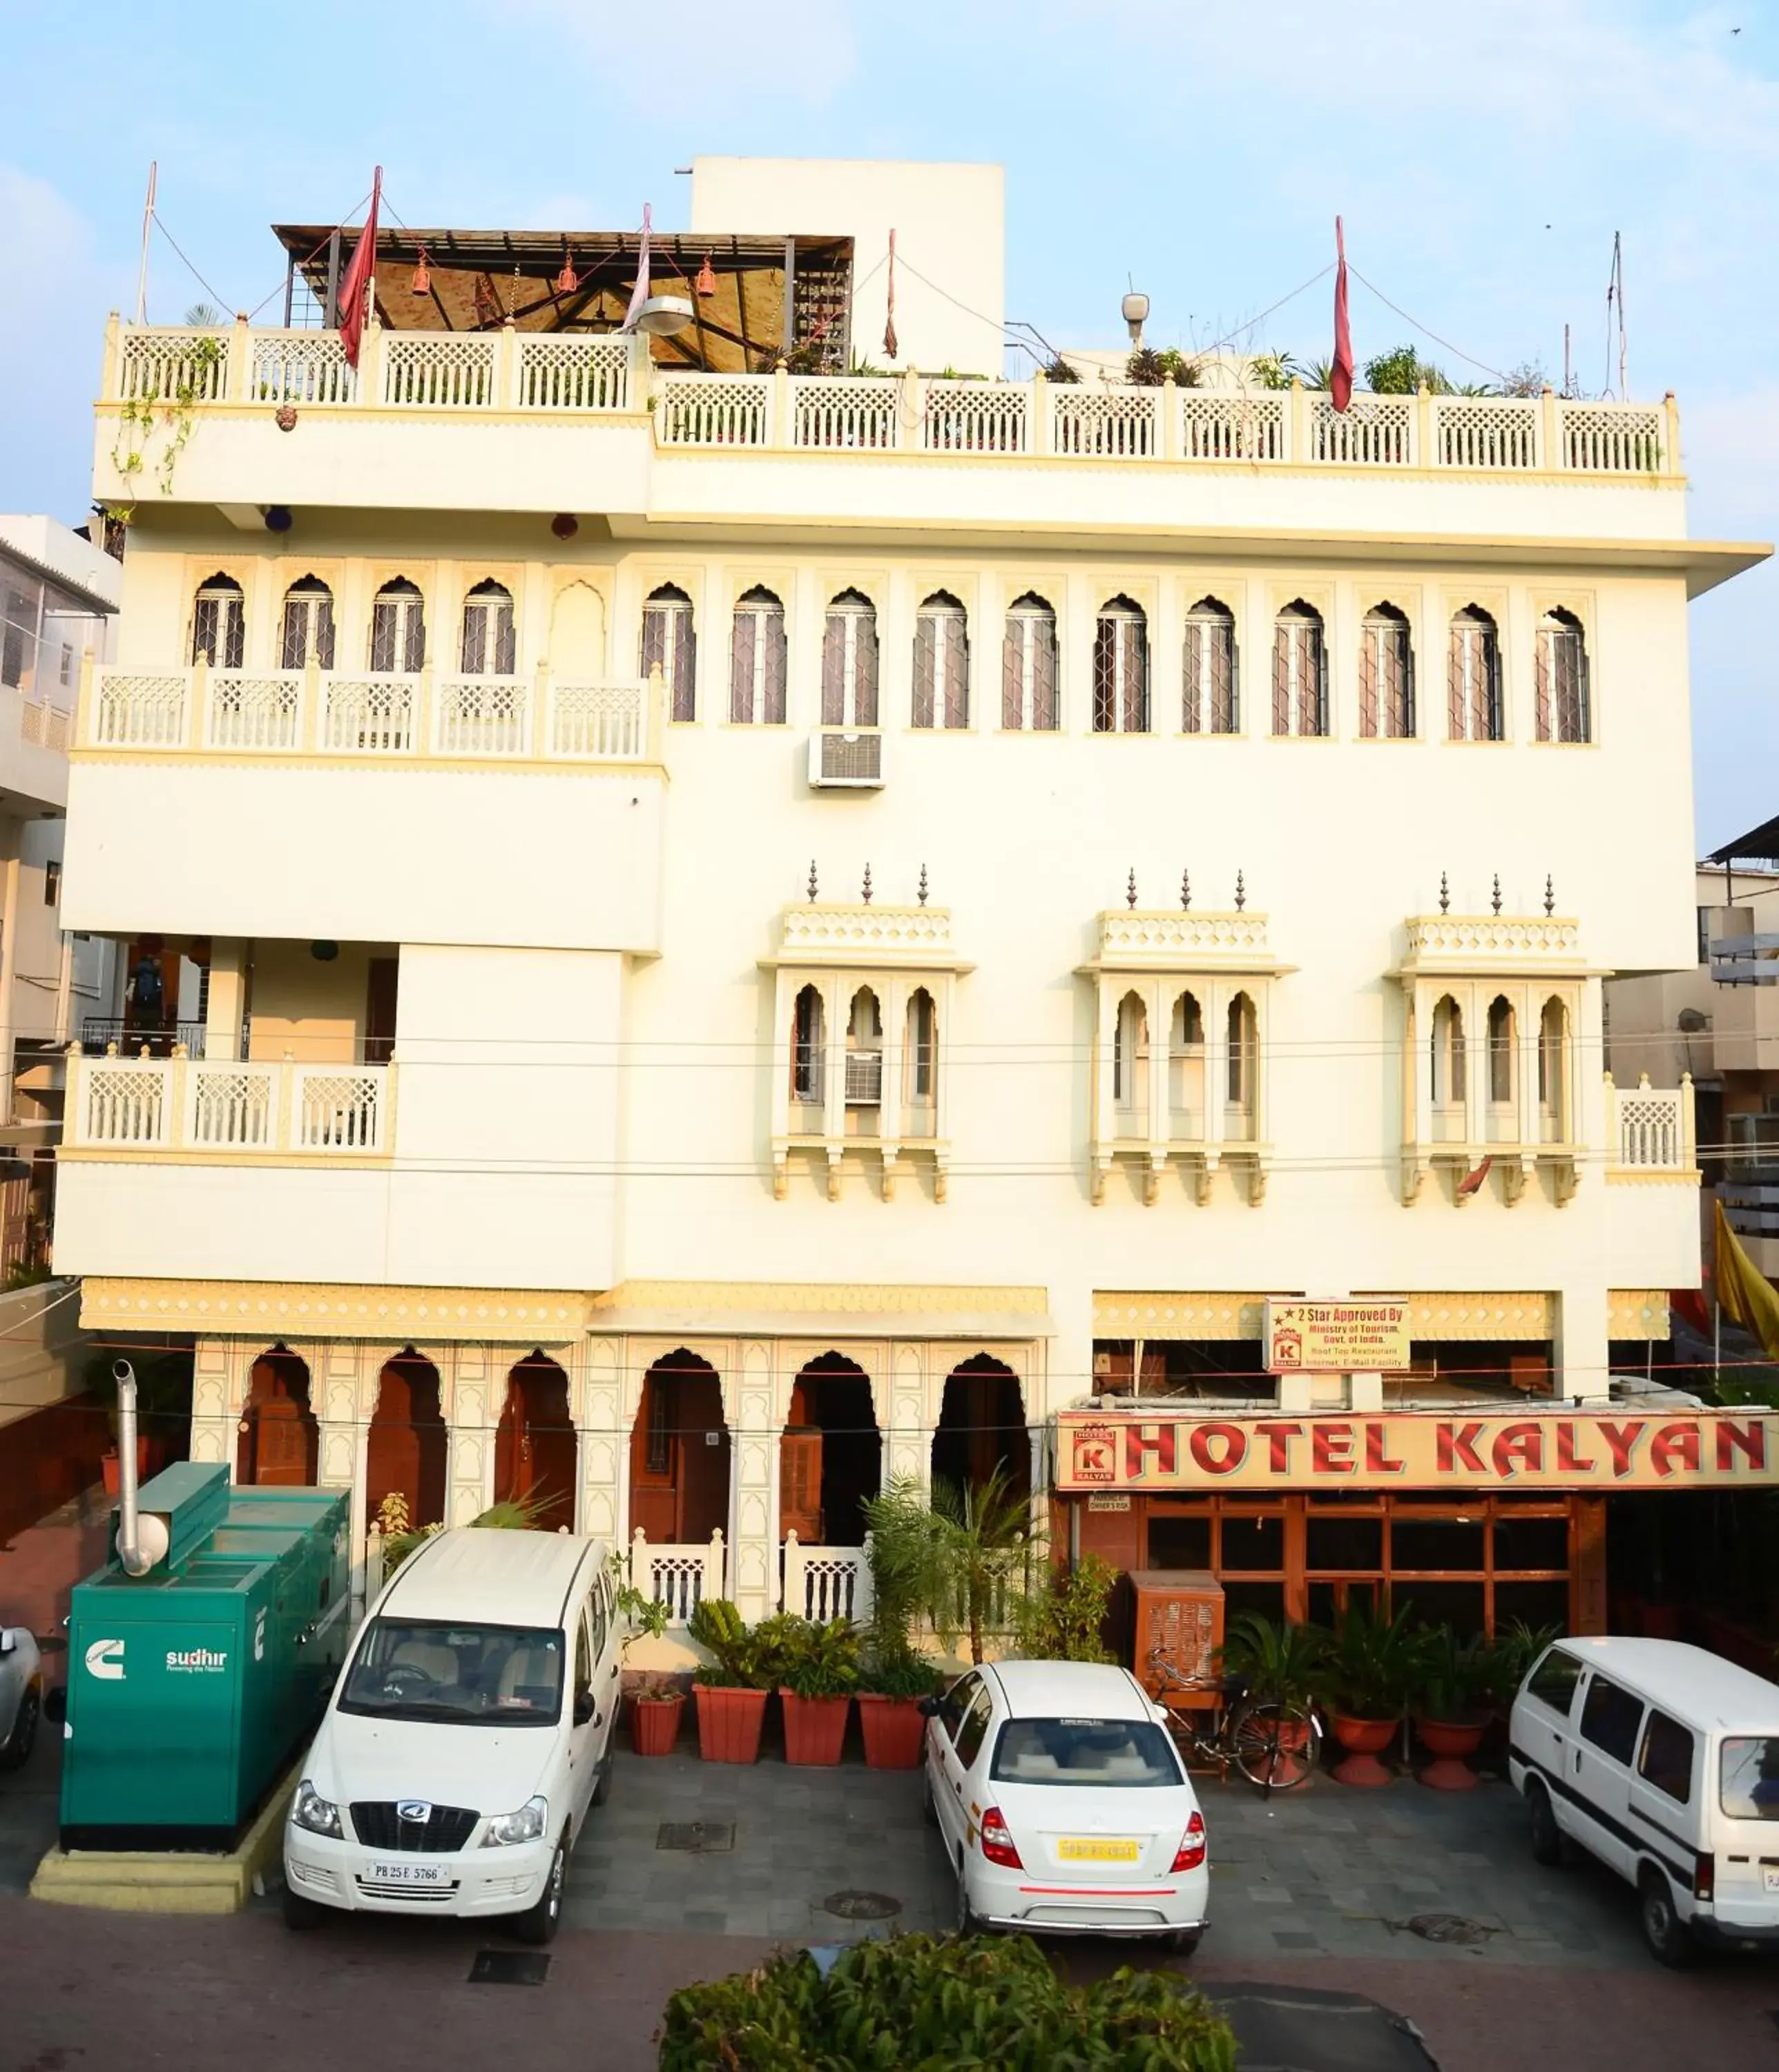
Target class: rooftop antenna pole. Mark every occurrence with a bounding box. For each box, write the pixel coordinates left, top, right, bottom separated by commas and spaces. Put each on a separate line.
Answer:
1615, 233, 1628, 401
134, 162, 157, 325
1562, 321, 1571, 399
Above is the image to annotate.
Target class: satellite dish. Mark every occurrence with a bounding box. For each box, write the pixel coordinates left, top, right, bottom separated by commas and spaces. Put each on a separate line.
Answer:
634, 295, 694, 336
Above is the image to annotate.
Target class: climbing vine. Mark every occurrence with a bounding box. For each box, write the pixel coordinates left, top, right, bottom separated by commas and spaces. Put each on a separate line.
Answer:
110, 334, 225, 504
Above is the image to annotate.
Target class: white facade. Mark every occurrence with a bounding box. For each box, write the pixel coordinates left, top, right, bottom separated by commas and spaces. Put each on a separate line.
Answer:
53, 164, 1765, 1619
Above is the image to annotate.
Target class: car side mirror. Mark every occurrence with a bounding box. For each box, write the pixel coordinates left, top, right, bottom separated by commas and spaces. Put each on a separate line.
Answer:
916, 1695, 941, 1718
44, 1685, 67, 1725
573, 1688, 596, 1727
0, 1631, 14, 1657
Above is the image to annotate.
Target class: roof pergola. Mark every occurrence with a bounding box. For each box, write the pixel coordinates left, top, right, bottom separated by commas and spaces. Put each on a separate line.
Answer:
1708, 816, 1779, 870
270, 224, 855, 373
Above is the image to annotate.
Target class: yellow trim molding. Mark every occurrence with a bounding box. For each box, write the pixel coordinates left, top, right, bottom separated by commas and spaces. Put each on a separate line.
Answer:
592, 1279, 1048, 1318
1093, 1290, 1560, 1341
1608, 1290, 1672, 1339
80, 1277, 592, 1341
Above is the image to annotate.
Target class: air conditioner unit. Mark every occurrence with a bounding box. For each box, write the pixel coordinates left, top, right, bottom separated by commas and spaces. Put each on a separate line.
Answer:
809, 727, 884, 789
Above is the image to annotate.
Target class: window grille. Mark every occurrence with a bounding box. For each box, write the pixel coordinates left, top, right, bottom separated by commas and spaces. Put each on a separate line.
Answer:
1448, 606, 1503, 742
731, 587, 787, 725
1001, 593, 1058, 731
912, 593, 969, 729
821, 591, 879, 728
791, 985, 825, 1104
460, 579, 517, 676
193, 576, 247, 670
1488, 997, 1515, 1104
1182, 597, 1237, 735
1535, 611, 1590, 743
642, 585, 697, 723
1093, 597, 1148, 733
1271, 604, 1327, 736
370, 579, 425, 673
279, 577, 335, 670
1358, 604, 1414, 739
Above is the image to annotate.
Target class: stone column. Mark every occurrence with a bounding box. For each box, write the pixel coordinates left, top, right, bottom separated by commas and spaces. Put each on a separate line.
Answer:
189, 1336, 237, 1468
448, 1343, 497, 1524
727, 1339, 778, 1620
1556, 1285, 1607, 1405
579, 1333, 624, 1542
204, 939, 247, 1060
886, 1342, 928, 1496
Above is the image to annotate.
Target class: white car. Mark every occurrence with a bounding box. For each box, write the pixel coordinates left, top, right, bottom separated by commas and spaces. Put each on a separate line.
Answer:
0, 1624, 42, 1772
283, 1528, 620, 1944
921, 1659, 1210, 1950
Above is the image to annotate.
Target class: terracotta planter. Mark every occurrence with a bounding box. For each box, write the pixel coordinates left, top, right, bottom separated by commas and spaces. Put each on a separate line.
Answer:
1328, 1712, 1398, 1788
858, 1693, 927, 1770
695, 1684, 769, 1764
629, 1693, 686, 1758
100, 1438, 152, 1497
780, 1689, 852, 1767
1416, 1716, 1485, 1792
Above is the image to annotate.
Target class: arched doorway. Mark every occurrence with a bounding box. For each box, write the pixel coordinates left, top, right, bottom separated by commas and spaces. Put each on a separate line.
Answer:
629, 1351, 731, 1545
236, 1347, 318, 1486
365, 1349, 447, 1531
493, 1352, 577, 1531
932, 1353, 1029, 1506
782, 1352, 881, 1547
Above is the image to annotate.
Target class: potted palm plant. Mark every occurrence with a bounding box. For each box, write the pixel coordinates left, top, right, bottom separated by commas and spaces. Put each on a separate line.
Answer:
856, 1644, 941, 1769
687, 1599, 771, 1764
1219, 1612, 1327, 1785
1314, 1600, 1424, 1787
861, 1468, 1033, 1669
1414, 1628, 1490, 1790
778, 1616, 861, 1766
854, 1489, 944, 1767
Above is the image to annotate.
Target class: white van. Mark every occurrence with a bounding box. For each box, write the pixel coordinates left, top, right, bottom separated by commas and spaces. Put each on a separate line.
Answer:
282, 1528, 620, 1944
1508, 1635, 1779, 1965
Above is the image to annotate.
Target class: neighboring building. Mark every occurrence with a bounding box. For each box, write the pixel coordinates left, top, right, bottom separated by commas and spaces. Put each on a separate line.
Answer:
50, 160, 1771, 1639
0, 517, 122, 1267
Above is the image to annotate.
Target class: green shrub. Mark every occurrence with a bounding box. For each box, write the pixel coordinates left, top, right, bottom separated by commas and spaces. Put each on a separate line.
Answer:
657, 1934, 1238, 2071
1010, 1554, 1117, 1662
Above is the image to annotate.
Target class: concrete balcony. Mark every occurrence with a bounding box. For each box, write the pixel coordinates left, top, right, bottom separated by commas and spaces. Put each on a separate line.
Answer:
64, 1053, 393, 1158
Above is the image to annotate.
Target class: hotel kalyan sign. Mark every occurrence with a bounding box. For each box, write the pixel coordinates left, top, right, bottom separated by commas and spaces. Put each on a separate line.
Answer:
1057, 1410, 1779, 1494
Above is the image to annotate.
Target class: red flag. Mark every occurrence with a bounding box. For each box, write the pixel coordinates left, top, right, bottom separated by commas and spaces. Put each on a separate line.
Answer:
1456, 1154, 1492, 1198
883, 229, 898, 360
337, 167, 382, 369
1330, 215, 1354, 413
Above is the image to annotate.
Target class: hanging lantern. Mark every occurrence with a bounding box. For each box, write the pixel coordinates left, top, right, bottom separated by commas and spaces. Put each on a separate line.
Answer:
410, 249, 432, 296
555, 251, 579, 296
694, 251, 716, 298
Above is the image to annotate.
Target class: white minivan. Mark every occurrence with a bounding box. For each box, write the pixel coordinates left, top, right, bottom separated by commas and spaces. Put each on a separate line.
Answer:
1509, 1635, 1779, 1965
283, 1528, 620, 1944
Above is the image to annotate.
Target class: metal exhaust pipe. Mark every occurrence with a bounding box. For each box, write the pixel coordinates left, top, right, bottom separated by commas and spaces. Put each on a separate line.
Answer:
114, 1359, 155, 1577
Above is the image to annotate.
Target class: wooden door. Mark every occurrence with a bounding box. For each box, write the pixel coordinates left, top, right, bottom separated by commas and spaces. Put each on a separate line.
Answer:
779, 1432, 823, 1542
365, 958, 398, 1066
628, 1373, 678, 1543
496, 1366, 576, 1531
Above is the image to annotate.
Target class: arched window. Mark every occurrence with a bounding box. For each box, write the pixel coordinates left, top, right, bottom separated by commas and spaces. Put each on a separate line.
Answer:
1168, 991, 1205, 1133
1182, 597, 1237, 736
844, 987, 883, 1110
731, 586, 787, 725
912, 592, 969, 729
1431, 995, 1465, 1112
905, 988, 937, 1133
821, 590, 878, 727
642, 583, 697, 724
1449, 604, 1502, 742
1536, 608, 1590, 743
1538, 997, 1569, 1138
1001, 592, 1058, 731
791, 984, 825, 1106
1488, 996, 1516, 1106
1359, 602, 1414, 738
460, 577, 515, 676
278, 575, 334, 670
1113, 991, 1148, 1133
1093, 596, 1148, 733
1271, 600, 1327, 737
369, 577, 425, 673
1227, 993, 1258, 1133
191, 574, 244, 669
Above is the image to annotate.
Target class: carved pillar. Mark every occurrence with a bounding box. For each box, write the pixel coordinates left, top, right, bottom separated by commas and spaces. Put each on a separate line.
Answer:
448, 1342, 496, 1524
729, 1339, 777, 1620
580, 1334, 624, 1543
887, 1342, 927, 1495
189, 1336, 235, 1468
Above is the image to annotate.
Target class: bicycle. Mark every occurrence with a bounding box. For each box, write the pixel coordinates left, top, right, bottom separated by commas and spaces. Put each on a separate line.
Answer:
1147, 1647, 1323, 1794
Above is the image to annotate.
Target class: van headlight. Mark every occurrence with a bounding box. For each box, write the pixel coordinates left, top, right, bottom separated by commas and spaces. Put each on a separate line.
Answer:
291, 1780, 343, 1839
479, 1795, 548, 1848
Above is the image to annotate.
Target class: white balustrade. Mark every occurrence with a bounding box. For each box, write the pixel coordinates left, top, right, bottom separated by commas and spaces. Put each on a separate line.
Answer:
1179, 391, 1285, 461
92, 669, 191, 748
251, 332, 356, 405
1309, 393, 1413, 465
1559, 401, 1664, 474
206, 671, 303, 751
66, 1054, 392, 1157
923, 379, 1029, 454
1050, 387, 1161, 459
548, 679, 648, 760
292, 1066, 388, 1152
117, 328, 229, 404
780, 1532, 874, 1624
628, 1528, 726, 1627
323, 675, 418, 754
655, 373, 772, 447
517, 336, 631, 412
1434, 395, 1539, 470
77, 1059, 173, 1146
19, 701, 71, 751
1610, 1075, 1689, 1169
432, 675, 531, 757
791, 376, 899, 450
381, 335, 497, 408
186, 1062, 276, 1148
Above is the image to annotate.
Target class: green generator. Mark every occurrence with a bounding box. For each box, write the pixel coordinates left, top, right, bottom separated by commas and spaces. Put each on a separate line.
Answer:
60, 1464, 350, 1850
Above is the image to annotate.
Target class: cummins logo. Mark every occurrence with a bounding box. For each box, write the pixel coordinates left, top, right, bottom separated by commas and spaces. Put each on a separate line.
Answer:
254, 1610, 267, 1662
166, 1647, 229, 1674
85, 1638, 125, 1681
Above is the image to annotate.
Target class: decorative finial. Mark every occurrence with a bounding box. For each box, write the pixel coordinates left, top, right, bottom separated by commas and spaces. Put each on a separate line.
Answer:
808, 858, 818, 902
1544, 873, 1555, 917
1126, 867, 1137, 910
1491, 872, 1502, 916
1180, 867, 1191, 912
1235, 870, 1247, 912
1439, 871, 1450, 915
918, 863, 929, 908
862, 863, 873, 905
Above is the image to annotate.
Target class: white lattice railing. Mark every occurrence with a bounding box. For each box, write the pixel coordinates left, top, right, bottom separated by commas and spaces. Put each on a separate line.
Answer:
925, 380, 1029, 454
323, 675, 418, 754
517, 336, 630, 412
628, 1529, 726, 1628
1434, 395, 1539, 470
548, 680, 648, 760
1559, 401, 1664, 474
1179, 391, 1285, 461
251, 332, 356, 405
780, 1533, 874, 1625
66, 1055, 393, 1157
91, 670, 191, 748
432, 675, 532, 757
1309, 393, 1414, 465
1050, 387, 1162, 459
655, 373, 772, 447
382, 335, 498, 408
791, 376, 899, 450
117, 327, 230, 404
19, 700, 72, 751
1605, 1071, 1693, 1174
206, 671, 304, 751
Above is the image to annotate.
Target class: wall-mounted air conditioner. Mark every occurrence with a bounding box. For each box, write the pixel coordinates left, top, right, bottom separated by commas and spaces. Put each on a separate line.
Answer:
809, 727, 884, 789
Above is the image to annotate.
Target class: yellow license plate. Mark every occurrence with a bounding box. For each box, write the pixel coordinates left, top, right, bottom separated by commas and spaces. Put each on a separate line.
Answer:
1057, 1838, 1139, 1863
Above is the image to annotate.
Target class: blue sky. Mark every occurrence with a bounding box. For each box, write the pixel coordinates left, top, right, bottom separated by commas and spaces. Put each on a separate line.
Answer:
3, 0, 1772, 847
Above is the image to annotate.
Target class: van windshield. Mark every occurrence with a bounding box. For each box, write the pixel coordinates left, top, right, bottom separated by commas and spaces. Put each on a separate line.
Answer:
1721, 1737, 1779, 1821
338, 1618, 566, 1727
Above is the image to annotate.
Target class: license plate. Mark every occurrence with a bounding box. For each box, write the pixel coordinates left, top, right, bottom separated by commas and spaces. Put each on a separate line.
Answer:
369, 1861, 445, 1885
1762, 1868, 1779, 1894
1057, 1837, 1139, 1863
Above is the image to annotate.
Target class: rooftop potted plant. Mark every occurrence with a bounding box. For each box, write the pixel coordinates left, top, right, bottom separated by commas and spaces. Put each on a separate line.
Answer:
687, 1598, 771, 1764
1314, 1600, 1425, 1787
1414, 1628, 1491, 1790
609, 1557, 680, 1756
777, 1615, 861, 1766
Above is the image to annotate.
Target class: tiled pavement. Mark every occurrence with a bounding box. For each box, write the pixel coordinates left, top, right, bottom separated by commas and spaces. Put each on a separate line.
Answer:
567, 1740, 1652, 1966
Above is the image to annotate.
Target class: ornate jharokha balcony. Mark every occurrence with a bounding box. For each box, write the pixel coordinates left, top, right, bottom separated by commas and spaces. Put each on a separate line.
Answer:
63, 1053, 394, 1160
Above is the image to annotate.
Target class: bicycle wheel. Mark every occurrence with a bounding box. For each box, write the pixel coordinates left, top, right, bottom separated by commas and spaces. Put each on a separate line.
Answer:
1231, 1700, 1321, 1792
